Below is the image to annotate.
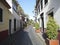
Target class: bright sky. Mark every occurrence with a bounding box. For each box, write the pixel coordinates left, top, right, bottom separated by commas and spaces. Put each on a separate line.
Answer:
17, 0, 36, 20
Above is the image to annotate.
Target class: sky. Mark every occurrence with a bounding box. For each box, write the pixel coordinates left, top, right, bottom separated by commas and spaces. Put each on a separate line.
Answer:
17, 0, 36, 20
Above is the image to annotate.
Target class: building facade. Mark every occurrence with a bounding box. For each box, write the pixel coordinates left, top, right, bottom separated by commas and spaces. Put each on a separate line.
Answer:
0, 0, 11, 41
6, 0, 20, 34
35, 0, 60, 33
0, 0, 22, 41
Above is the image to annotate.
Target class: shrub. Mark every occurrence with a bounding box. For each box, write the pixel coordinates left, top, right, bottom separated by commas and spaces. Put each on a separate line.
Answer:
46, 16, 58, 40
34, 22, 40, 30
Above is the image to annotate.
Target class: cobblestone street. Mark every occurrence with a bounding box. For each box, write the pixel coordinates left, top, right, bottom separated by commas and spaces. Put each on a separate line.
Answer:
0, 25, 46, 45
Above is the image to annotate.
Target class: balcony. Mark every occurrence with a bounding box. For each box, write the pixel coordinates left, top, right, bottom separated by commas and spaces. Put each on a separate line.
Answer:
12, 0, 19, 15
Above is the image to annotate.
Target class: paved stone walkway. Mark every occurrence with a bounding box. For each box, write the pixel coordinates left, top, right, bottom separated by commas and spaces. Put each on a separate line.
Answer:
0, 25, 46, 45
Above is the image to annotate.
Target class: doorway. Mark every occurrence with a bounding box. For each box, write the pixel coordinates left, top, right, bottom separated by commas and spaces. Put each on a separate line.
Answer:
9, 19, 12, 35
14, 19, 16, 31
40, 13, 44, 32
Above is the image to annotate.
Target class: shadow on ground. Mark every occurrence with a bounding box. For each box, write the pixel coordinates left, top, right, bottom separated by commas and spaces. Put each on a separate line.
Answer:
42, 33, 49, 45
0, 29, 33, 45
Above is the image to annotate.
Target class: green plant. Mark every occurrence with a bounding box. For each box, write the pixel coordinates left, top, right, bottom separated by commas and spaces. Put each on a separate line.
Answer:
46, 16, 58, 40
34, 22, 40, 30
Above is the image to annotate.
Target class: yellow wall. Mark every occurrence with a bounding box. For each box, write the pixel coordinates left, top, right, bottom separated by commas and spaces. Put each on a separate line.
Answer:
0, 2, 11, 32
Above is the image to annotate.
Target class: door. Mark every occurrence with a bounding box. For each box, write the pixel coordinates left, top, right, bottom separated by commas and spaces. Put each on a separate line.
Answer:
42, 16, 44, 32
14, 19, 16, 31
9, 19, 11, 35
40, 13, 44, 32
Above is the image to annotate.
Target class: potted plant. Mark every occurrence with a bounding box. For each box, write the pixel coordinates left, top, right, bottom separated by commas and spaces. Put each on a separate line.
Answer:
34, 22, 40, 33
46, 16, 59, 45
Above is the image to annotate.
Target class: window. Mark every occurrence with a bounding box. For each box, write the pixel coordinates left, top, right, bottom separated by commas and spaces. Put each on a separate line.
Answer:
38, 4, 40, 13
13, 3, 17, 11
41, 0, 43, 10
48, 12, 53, 18
13, 1, 18, 13
0, 8, 3, 22
45, 0, 48, 5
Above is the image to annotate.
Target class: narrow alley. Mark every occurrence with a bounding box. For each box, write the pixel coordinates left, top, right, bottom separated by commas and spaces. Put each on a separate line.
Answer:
0, 0, 60, 45
0, 25, 46, 45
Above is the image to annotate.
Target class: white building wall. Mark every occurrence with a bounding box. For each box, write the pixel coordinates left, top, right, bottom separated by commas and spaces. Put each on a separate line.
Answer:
39, 0, 60, 28
6, 0, 20, 34
54, 8, 60, 26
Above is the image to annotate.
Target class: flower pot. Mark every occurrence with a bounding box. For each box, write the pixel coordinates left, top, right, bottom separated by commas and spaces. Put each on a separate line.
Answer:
49, 40, 59, 45
35, 29, 40, 33
45, 38, 59, 45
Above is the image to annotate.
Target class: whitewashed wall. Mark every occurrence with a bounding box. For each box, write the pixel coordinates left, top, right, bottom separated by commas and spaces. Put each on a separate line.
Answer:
6, 0, 20, 34
39, 0, 60, 28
